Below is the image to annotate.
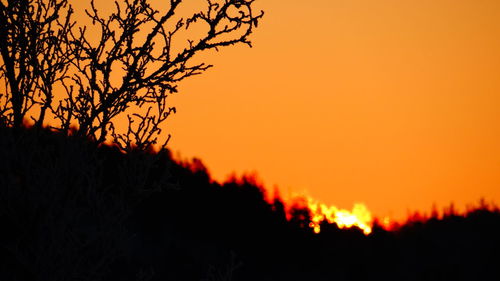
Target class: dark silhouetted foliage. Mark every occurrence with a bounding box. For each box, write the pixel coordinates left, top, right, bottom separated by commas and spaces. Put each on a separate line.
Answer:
1, 126, 500, 281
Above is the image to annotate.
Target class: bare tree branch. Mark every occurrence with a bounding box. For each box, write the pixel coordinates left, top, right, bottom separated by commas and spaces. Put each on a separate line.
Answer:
0, 0, 75, 128
1, 0, 263, 151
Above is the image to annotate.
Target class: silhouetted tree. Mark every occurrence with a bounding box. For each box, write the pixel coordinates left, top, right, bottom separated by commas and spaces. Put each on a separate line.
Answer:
1, 0, 263, 150
0, 0, 74, 128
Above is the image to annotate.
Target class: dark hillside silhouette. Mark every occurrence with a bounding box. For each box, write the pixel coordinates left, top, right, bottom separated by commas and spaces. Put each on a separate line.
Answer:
1, 126, 500, 281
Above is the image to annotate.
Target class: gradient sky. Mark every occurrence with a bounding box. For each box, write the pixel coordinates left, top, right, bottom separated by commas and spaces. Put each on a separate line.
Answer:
72, 0, 500, 220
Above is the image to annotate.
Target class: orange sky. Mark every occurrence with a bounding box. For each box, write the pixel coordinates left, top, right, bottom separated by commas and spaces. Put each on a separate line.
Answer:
163, 0, 500, 220
56, 0, 500, 220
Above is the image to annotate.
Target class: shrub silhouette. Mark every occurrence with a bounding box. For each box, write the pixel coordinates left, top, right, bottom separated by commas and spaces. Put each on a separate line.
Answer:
0, 125, 172, 280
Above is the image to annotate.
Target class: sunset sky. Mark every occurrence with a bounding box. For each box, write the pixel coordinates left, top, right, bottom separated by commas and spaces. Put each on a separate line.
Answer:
74, 0, 500, 220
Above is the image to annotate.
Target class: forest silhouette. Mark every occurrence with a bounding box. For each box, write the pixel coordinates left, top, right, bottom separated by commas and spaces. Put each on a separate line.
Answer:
2, 0, 500, 280
1, 125, 500, 281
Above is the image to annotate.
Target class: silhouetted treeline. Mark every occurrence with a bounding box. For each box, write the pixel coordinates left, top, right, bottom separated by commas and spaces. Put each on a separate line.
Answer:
1, 126, 500, 281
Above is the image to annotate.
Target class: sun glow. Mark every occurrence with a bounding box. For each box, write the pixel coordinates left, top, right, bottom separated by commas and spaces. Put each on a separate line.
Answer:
305, 198, 373, 235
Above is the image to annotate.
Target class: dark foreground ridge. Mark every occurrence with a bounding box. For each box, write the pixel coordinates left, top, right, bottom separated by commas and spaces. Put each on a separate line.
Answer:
1, 126, 499, 281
